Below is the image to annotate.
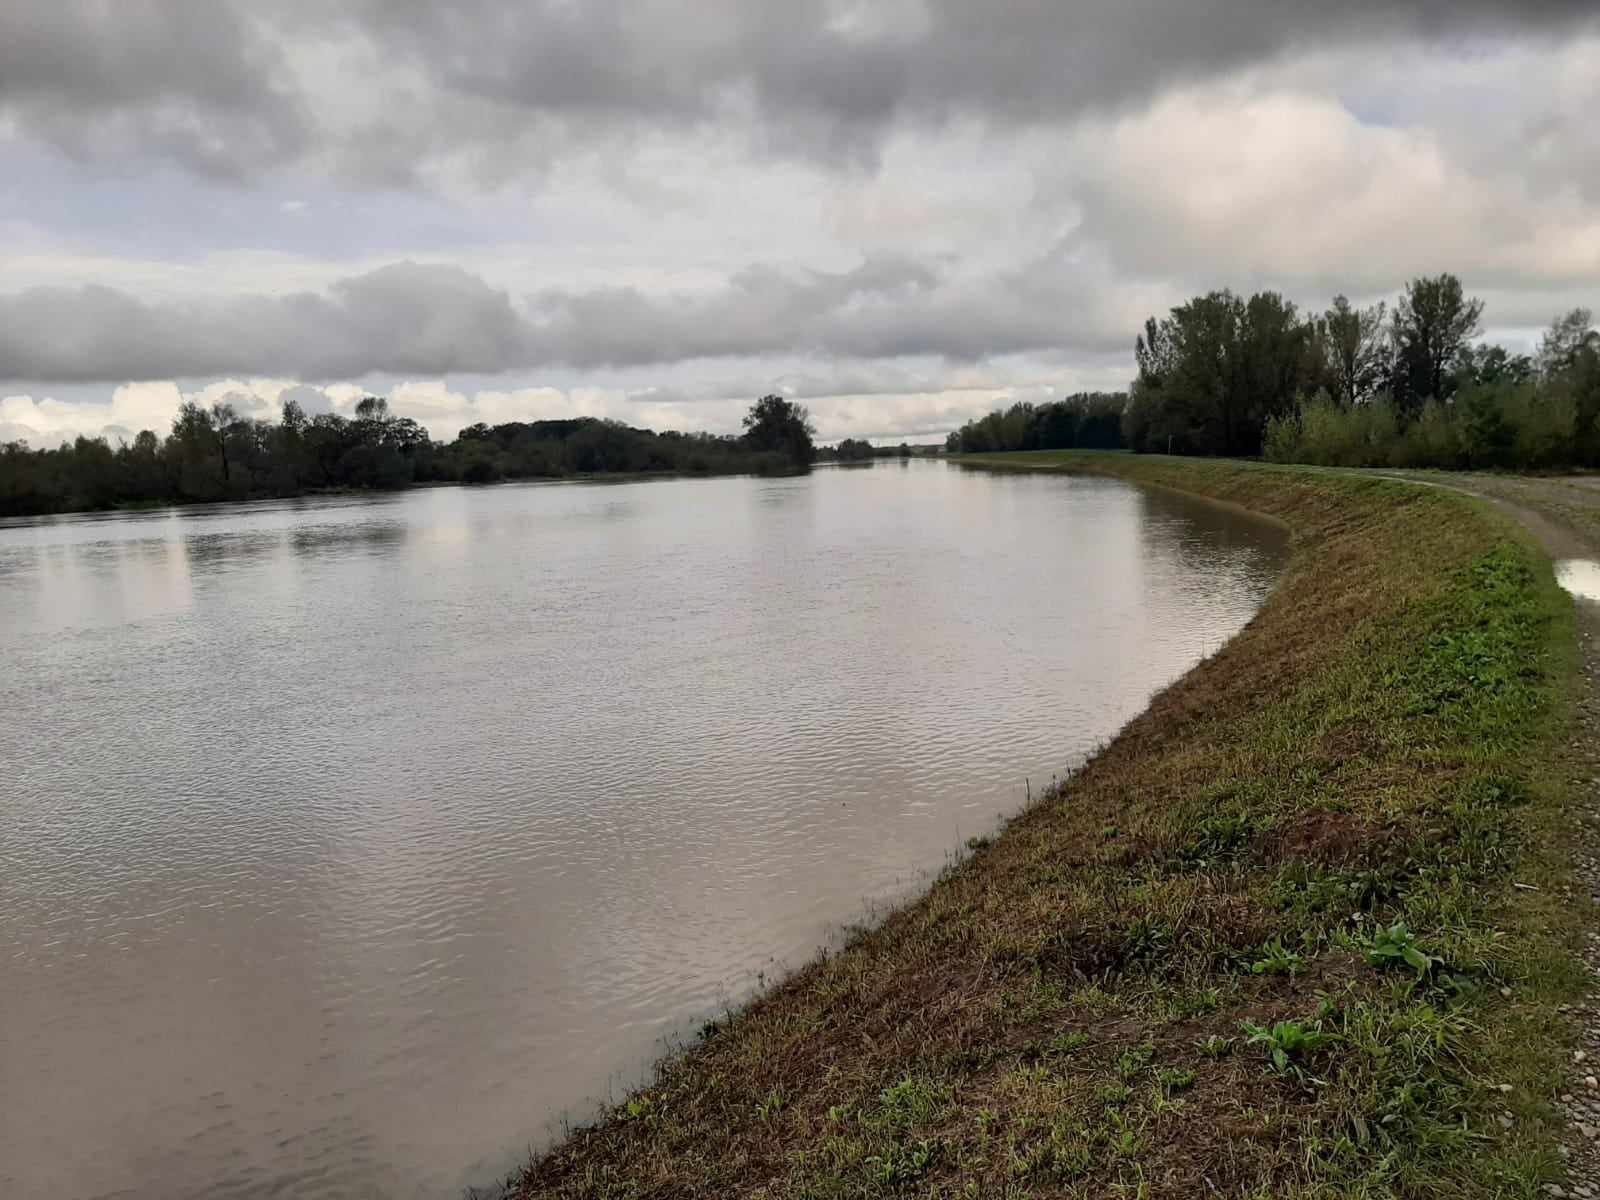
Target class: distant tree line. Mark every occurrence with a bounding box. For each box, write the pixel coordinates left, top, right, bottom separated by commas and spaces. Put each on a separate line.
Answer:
944, 393, 1126, 454
0, 394, 816, 517
946, 274, 1600, 473
816, 437, 918, 462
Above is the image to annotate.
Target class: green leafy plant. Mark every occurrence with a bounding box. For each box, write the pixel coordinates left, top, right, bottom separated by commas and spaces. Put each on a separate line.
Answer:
1123, 917, 1172, 961
1116, 1041, 1155, 1079
1096, 1082, 1134, 1108
866, 1137, 940, 1184
755, 1088, 785, 1120
1196, 1034, 1234, 1060
1251, 936, 1307, 977
1241, 1019, 1337, 1076
1176, 813, 1256, 864
1366, 921, 1442, 977
1157, 1067, 1197, 1093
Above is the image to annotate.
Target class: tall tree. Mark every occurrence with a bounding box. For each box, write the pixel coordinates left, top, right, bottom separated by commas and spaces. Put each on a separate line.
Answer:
1457, 344, 1533, 388
1538, 308, 1599, 377
1169, 290, 1244, 455
1390, 274, 1484, 412
1127, 291, 1318, 455
1134, 315, 1179, 386
1539, 309, 1600, 464
1238, 290, 1313, 436
168, 401, 225, 499
741, 395, 816, 467
1322, 295, 1389, 406
210, 401, 240, 484
1126, 317, 1181, 452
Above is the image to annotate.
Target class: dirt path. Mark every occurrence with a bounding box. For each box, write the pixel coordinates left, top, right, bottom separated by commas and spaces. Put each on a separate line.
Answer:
1383, 474, 1600, 1198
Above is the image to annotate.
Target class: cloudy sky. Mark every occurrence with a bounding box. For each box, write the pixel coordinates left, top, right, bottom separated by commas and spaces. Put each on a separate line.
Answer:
3, 1, 1599, 447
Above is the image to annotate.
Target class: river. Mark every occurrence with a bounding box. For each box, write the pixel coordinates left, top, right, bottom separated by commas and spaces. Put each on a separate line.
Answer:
0, 460, 1285, 1198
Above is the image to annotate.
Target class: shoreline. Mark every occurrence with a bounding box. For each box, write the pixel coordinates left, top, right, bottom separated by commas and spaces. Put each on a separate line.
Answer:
510, 451, 1582, 1197
0, 463, 823, 522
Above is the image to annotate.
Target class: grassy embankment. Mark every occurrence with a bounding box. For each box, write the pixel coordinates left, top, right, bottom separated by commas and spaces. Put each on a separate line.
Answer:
515, 451, 1583, 1198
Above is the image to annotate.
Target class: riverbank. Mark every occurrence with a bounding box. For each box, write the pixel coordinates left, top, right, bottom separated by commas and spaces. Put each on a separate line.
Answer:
0, 464, 813, 520
512, 452, 1584, 1198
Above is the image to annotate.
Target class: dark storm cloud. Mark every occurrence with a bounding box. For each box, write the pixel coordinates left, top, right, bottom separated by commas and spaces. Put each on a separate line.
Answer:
0, 252, 1127, 382
0, 2, 310, 177
356, 0, 1595, 149
0, 263, 531, 382
3, 1, 1593, 179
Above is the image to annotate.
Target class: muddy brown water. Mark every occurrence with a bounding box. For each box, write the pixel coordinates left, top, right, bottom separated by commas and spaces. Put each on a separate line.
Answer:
0, 462, 1286, 1199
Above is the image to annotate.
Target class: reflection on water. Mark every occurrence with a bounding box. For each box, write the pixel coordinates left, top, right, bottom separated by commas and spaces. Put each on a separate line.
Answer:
0, 462, 1286, 1200
1557, 559, 1600, 603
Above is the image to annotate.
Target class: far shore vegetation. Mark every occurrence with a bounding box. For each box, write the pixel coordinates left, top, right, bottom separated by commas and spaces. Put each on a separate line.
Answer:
817, 437, 921, 462
0, 393, 819, 518
509, 453, 1582, 1197
944, 392, 1127, 456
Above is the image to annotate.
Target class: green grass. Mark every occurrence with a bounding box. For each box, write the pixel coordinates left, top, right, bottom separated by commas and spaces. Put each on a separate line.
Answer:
510, 451, 1585, 1199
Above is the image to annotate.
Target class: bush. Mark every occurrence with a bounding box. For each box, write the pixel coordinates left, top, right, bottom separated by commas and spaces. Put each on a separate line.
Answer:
1510, 386, 1578, 469
1272, 380, 1593, 472
1264, 392, 1399, 468
1398, 399, 1462, 468
461, 457, 499, 484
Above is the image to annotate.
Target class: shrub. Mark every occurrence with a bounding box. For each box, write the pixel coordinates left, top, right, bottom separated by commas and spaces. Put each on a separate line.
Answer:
1264, 393, 1399, 467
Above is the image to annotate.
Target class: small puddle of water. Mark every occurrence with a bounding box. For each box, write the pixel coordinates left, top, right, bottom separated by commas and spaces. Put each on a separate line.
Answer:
1556, 559, 1600, 603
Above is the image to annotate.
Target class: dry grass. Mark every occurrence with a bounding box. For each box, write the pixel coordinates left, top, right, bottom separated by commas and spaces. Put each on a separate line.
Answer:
507, 453, 1584, 1200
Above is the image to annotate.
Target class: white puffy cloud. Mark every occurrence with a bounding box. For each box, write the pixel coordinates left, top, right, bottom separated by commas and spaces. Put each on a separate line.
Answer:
1, 383, 185, 447
0, 380, 350, 448
1060, 81, 1600, 296
279, 383, 333, 416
